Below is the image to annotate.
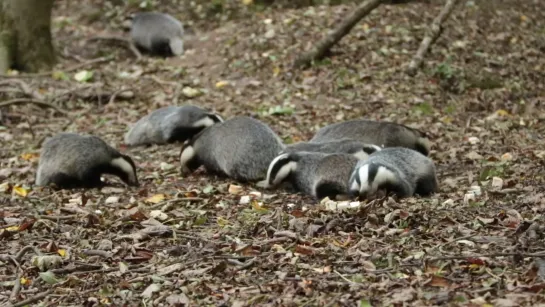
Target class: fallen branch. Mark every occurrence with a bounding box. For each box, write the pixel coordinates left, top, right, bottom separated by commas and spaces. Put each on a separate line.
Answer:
87, 35, 142, 60
293, 0, 383, 68
0, 99, 69, 116
0, 56, 114, 79
12, 289, 52, 307
427, 251, 545, 262
0, 79, 44, 99
9, 270, 21, 303
406, 0, 461, 76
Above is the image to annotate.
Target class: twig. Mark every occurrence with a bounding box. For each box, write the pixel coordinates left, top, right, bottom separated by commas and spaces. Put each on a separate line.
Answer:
149, 197, 204, 209
293, 0, 384, 68
0, 99, 69, 116
82, 249, 113, 259
0, 56, 114, 79
12, 289, 52, 307
36, 215, 78, 221
15, 245, 42, 262
0, 79, 44, 99
427, 251, 545, 262
406, 0, 461, 76
333, 270, 362, 285
108, 88, 133, 105
9, 270, 21, 303
87, 35, 142, 60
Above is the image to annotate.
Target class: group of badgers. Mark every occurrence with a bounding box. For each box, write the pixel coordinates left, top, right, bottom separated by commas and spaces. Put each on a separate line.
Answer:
36, 105, 439, 201
35, 11, 439, 201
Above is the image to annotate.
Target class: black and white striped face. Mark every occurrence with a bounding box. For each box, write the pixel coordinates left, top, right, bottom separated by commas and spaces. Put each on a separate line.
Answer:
110, 155, 139, 186
256, 153, 297, 188
190, 113, 224, 129
350, 144, 382, 161
179, 141, 199, 175
349, 163, 397, 199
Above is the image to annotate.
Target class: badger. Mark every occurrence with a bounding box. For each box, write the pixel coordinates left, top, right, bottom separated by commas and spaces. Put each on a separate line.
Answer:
283, 138, 382, 160
179, 116, 285, 182
310, 119, 431, 156
124, 105, 223, 147
349, 147, 438, 199
130, 12, 184, 57
257, 151, 359, 200
36, 133, 139, 189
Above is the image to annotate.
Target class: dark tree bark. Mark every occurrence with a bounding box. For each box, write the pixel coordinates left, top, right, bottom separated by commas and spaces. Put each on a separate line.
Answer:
0, 0, 56, 73
293, 0, 383, 68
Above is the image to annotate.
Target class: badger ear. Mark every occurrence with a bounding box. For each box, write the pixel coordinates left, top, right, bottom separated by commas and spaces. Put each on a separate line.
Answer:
207, 113, 224, 123
362, 144, 381, 155
260, 153, 296, 188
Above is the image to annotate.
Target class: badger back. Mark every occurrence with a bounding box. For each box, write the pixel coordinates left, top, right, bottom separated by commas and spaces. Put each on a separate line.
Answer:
36, 133, 122, 186
193, 116, 285, 181
310, 119, 430, 155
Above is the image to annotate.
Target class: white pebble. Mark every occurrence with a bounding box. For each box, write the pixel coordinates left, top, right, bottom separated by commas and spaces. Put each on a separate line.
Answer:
239, 195, 251, 205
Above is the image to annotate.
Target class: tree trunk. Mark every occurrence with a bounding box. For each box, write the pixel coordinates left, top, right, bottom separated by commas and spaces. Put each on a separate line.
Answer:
0, 0, 56, 73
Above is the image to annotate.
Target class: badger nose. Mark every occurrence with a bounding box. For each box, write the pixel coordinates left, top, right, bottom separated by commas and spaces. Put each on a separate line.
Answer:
348, 189, 360, 199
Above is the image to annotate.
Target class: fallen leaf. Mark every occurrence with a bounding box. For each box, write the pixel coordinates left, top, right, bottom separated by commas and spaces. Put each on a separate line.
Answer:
39, 271, 61, 285
215, 80, 230, 88
295, 245, 314, 255
13, 186, 29, 197
141, 283, 160, 298
20, 152, 39, 161
32, 255, 63, 271
145, 194, 165, 204
74, 70, 93, 82
57, 249, 67, 258
429, 275, 451, 288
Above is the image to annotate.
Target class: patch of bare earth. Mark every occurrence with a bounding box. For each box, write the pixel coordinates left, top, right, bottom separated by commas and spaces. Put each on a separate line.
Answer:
1, 0, 545, 305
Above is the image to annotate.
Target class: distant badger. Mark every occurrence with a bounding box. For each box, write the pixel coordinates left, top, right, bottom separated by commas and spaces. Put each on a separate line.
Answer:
36, 133, 138, 189
124, 106, 223, 147
310, 119, 431, 156
349, 147, 438, 199
257, 151, 359, 200
130, 12, 184, 57
179, 116, 285, 182
283, 138, 382, 160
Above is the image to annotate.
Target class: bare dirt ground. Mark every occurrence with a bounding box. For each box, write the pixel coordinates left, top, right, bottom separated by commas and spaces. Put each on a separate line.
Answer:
1, 0, 545, 306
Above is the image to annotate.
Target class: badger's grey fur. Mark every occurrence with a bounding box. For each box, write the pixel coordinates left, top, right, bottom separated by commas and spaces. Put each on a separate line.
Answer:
124, 106, 223, 147
283, 139, 382, 160
36, 133, 139, 189
179, 116, 285, 182
257, 152, 359, 200
349, 147, 438, 199
130, 12, 184, 57
310, 119, 431, 156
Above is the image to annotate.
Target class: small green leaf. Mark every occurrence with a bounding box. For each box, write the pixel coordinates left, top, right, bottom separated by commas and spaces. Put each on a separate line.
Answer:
40, 271, 61, 284
52, 70, 69, 81
194, 215, 207, 226
268, 105, 294, 115
203, 185, 214, 194
74, 70, 94, 82
360, 299, 372, 307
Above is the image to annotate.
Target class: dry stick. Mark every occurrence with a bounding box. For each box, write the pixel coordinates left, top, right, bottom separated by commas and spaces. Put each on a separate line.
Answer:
0, 56, 114, 79
0, 79, 44, 99
9, 270, 21, 303
12, 289, 52, 307
406, 0, 461, 76
293, 0, 383, 68
108, 88, 133, 105
427, 251, 545, 262
0, 99, 69, 116
88, 35, 142, 60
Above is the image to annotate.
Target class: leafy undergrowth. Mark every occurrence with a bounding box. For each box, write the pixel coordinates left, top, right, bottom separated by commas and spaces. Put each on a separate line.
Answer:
1, 0, 545, 306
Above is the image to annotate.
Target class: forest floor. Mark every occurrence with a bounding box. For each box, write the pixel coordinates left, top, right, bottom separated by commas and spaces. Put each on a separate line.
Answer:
1, 0, 545, 306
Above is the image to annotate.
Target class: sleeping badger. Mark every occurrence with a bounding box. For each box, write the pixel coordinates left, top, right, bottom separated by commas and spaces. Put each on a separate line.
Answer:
124, 105, 223, 146
311, 119, 431, 156
36, 133, 138, 189
349, 147, 438, 199
179, 116, 285, 182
